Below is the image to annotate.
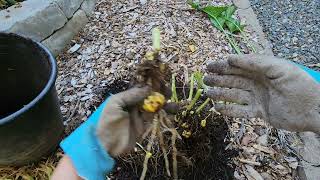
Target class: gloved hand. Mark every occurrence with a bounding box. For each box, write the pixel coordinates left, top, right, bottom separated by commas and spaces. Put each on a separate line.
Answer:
97, 87, 152, 156
204, 54, 320, 133
60, 99, 114, 180
60, 87, 151, 180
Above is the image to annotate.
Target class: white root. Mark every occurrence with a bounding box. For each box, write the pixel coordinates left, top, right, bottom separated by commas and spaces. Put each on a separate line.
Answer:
140, 115, 159, 180
171, 129, 178, 180
158, 113, 171, 177
139, 110, 179, 179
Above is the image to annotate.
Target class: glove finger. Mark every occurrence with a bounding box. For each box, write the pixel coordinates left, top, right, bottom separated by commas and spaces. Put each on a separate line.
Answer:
214, 104, 255, 118
207, 60, 247, 75
228, 54, 284, 75
204, 74, 254, 90
129, 108, 145, 136
228, 54, 284, 79
206, 88, 251, 105
115, 87, 151, 107
97, 114, 131, 157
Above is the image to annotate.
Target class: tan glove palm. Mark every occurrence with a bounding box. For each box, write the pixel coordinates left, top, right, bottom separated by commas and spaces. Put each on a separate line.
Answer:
204, 54, 320, 133
97, 87, 152, 157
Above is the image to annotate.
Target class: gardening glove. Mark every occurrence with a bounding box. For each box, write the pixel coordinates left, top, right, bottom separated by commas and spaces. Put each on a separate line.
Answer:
204, 54, 320, 133
60, 99, 114, 180
97, 87, 153, 157
60, 87, 151, 180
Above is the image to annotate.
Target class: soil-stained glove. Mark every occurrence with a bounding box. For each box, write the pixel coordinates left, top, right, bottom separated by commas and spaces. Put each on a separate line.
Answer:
204, 54, 320, 133
97, 87, 152, 157
60, 99, 115, 180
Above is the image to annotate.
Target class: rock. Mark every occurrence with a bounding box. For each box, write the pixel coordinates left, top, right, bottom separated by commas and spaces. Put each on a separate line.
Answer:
81, 0, 97, 17
105, 39, 111, 47
256, 134, 268, 146
42, 10, 89, 56
0, 0, 67, 41
68, 43, 81, 54
55, 0, 84, 18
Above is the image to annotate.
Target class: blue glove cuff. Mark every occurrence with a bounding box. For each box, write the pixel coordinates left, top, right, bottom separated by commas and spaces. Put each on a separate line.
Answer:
294, 63, 320, 83
60, 98, 115, 180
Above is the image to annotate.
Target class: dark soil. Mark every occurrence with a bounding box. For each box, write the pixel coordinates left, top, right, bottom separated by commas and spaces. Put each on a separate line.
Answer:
101, 79, 237, 180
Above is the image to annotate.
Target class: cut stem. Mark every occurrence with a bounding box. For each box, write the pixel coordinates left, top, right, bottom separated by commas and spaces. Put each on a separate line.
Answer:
225, 19, 256, 53
188, 74, 194, 101
196, 98, 210, 114
152, 28, 161, 51
171, 73, 178, 103
208, 14, 242, 54
187, 89, 203, 111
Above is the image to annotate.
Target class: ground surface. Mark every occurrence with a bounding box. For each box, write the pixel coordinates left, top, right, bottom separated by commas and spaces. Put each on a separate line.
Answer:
250, 0, 320, 65
0, 0, 303, 179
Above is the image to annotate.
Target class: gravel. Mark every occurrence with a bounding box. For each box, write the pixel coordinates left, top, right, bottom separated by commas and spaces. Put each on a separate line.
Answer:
250, 0, 320, 65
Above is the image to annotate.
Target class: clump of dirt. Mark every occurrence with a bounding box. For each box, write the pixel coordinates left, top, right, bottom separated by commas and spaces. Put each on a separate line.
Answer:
101, 79, 237, 180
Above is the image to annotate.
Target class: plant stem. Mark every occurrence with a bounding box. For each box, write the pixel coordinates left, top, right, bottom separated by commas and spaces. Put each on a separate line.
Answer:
152, 27, 161, 51
188, 74, 194, 101
196, 98, 210, 114
225, 19, 257, 53
171, 73, 178, 102
187, 89, 203, 111
207, 14, 242, 54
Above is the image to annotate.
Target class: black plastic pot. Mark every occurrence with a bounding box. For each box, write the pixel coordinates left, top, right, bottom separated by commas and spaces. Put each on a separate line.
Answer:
0, 33, 64, 166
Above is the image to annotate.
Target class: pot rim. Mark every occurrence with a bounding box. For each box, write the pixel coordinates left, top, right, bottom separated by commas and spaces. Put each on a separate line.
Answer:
0, 33, 58, 125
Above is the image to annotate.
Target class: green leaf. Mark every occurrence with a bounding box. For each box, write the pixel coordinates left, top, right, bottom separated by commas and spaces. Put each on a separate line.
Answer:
202, 6, 228, 18
225, 17, 243, 33
209, 17, 224, 31
223, 5, 236, 18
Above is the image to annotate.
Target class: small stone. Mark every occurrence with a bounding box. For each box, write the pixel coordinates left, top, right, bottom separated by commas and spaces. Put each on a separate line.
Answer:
70, 77, 77, 86
307, 38, 313, 43
140, 0, 147, 5
292, 37, 298, 43
292, 53, 298, 58
68, 43, 81, 54
105, 39, 111, 47
104, 69, 111, 75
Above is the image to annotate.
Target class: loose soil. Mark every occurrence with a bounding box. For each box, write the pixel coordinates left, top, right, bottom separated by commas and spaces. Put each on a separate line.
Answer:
100, 79, 237, 180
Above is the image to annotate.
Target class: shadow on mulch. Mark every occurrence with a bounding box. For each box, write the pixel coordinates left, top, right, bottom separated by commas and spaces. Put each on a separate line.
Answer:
97, 79, 237, 180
